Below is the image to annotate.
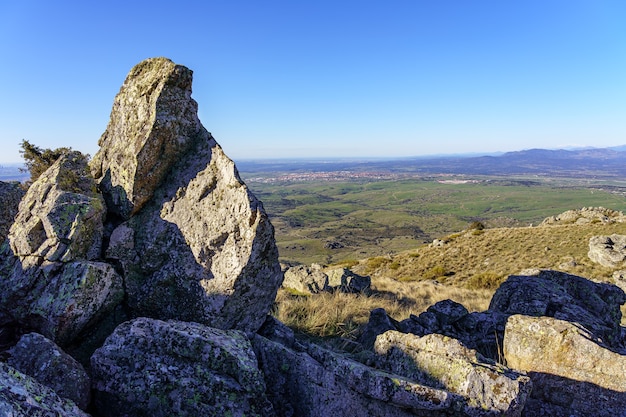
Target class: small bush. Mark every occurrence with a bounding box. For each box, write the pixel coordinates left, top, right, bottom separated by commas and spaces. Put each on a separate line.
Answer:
465, 271, 504, 290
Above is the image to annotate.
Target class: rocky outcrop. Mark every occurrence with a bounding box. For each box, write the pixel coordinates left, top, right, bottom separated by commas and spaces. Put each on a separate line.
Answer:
375, 331, 531, 416
588, 234, 626, 268
253, 318, 455, 417
0, 362, 89, 417
7, 333, 91, 410
0, 152, 124, 347
91, 317, 274, 417
326, 267, 371, 293
0, 181, 24, 245
540, 206, 625, 226
282, 264, 328, 294
282, 264, 370, 295
504, 315, 626, 416
489, 269, 626, 348
92, 57, 282, 333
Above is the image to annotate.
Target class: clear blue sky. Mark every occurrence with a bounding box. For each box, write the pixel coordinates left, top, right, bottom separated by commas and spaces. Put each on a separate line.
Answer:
1, 1, 625, 163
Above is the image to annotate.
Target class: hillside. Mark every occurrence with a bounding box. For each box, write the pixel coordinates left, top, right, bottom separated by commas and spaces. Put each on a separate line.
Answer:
274, 208, 626, 341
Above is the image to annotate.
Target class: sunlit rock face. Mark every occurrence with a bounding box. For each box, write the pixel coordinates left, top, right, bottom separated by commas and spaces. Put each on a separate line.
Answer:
91, 57, 283, 333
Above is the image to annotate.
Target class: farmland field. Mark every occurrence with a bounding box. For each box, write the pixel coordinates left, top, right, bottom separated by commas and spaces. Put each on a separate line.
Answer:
241, 174, 626, 265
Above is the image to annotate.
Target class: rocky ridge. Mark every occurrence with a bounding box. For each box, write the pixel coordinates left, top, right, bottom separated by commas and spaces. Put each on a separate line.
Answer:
0, 58, 625, 416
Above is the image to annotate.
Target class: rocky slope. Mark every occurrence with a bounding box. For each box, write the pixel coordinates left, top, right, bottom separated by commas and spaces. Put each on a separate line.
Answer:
0, 58, 625, 417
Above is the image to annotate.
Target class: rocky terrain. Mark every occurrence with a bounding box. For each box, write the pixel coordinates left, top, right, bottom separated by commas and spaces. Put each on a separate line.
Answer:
1, 57, 625, 416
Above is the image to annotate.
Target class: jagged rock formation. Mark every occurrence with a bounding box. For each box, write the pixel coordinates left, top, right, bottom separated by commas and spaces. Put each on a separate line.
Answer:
0, 181, 24, 245
91, 318, 274, 417
588, 234, 626, 268
254, 317, 456, 417
91, 57, 282, 333
540, 206, 625, 226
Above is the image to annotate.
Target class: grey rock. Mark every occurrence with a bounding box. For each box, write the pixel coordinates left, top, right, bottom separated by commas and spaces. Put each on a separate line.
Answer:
91, 317, 274, 417
375, 331, 531, 416
0, 362, 89, 417
94, 57, 282, 333
7, 333, 91, 410
8, 151, 105, 263
426, 299, 469, 327
282, 264, 328, 295
489, 270, 626, 348
326, 267, 371, 293
540, 207, 625, 226
588, 234, 626, 268
90, 57, 201, 219
357, 308, 399, 349
504, 314, 626, 417
0, 153, 123, 347
252, 333, 455, 417
0, 181, 24, 246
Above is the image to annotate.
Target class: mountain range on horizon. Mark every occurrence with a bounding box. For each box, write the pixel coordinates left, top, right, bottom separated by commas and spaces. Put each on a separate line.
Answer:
3, 144, 626, 181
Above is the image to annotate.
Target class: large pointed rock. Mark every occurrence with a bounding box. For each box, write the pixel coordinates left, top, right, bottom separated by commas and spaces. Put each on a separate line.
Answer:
90, 57, 202, 219
93, 57, 282, 333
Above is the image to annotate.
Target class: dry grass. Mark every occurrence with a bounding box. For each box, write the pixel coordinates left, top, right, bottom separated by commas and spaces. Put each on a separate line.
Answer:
273, 277, 492, 341
273, 220, 626, 341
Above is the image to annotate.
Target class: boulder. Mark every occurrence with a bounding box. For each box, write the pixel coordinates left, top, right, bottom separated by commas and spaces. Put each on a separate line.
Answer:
0, 180, 24, 245
357, 308, 399, 349
91, 317, 274, 417
252, 333, 455, 417
0, 153, 123, 347
0, 362, 89, 417
7, 333, 91, 410
326, 267, 371, 293
489, 270, 626, 347
375, 331, 531, 416
282, 264, 328, 295
504, 314, 626, 417
588, 234, 626, 268
92, 57, 282, 333
7, 151, 104, 262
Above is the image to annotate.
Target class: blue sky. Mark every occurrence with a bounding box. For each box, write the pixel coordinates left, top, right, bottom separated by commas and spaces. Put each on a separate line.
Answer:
1, 1, 625, 163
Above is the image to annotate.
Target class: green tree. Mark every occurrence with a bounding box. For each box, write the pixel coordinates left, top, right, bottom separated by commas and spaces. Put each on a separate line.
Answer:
19, 140, 72, 185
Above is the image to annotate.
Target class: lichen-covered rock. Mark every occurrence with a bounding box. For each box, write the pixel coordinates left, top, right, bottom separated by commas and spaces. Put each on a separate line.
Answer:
252, 334, 455, 417
8, 151, 104, 262
325, 267, 371, 293
90, 57, 202, 219
95, 57, 282, 333
588, 234, 626, 268
0, 258, 123, 346
375, 331, 531, 416
7, 333, 91, 410
489, 270, 626, 347
0, 152, 123, 347
0, 181, 24, 246
504, 315, 626, 416
0, 362, 89, 417
282, 264, 328, 295
91, 317, 273, 417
